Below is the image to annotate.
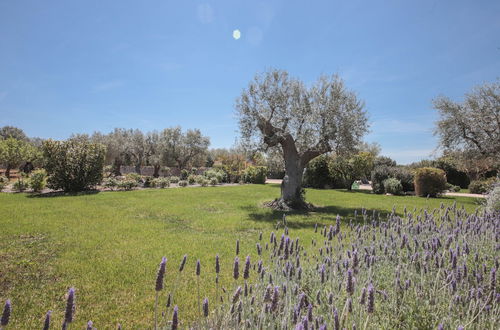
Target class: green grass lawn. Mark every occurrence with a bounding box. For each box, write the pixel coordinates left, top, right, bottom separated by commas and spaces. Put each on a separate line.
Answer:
0, 185, 483, 328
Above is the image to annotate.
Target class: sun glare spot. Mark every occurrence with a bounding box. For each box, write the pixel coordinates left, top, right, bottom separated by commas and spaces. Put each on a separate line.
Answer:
232, 29, 241, 40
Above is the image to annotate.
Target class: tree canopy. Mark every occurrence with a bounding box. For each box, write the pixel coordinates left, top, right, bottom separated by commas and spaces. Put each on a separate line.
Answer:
236, 69, 368, 208
433, 81, 500, 157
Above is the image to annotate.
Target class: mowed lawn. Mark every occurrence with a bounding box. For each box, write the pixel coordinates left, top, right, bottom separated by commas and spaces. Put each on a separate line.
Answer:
0, 184, 482, 328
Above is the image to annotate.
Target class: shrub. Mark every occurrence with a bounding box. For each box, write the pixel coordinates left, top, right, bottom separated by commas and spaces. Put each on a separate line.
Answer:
125, 173, 142, 183
180, 169, 189, 180
13, 179, 28, 192
143, 176, 154, 188
195, 175, 205, 184
371, 166, 414, 194
371, 166, 391, 194
383, 178, 403, 195
204, 169, 226, 183
469, 178, 497, 194
151, 177, 170, 188
445, 182, 460, 192
169, 176, 180, 183
414, 167, 447, 197
29, 169, 47, 192
485, 184, 500, 213
242, 166, 267, 184
187, 175, 197, 185
303, 155, 331, 188
42, 139, 106, 192
200, 178, 209, 187
0, 175, 8, 191
102, 177, 118, 190
117, 179, 138, 191
209, 177, 218, 186
191, 167, 198, 174
391, 167, 414, 192
178, 180, 188, 187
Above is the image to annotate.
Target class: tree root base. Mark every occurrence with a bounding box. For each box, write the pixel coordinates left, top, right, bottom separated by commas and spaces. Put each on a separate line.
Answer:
264, 198, 314, 211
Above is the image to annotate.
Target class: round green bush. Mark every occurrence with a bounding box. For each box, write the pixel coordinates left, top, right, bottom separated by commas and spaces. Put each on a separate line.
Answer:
188, 175, 196, 185
180, 169, 189, 180
117, 179, 138, 191
469, 178, 497, 194
200, 178, 209, 187
169, 176, 180, 183
242, 166, 267, 184
383, 178, 403, 195
42, 139, 106, 192
152, 177, 170, 188
414, 167, 447, 197
29, 169, 47, 192
178, 180, 188, 187
209, 177, 218, 186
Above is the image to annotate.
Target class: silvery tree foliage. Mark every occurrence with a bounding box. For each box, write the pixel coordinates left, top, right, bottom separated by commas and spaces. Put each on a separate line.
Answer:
433, 81, 500, 158
236, 69, 368, 208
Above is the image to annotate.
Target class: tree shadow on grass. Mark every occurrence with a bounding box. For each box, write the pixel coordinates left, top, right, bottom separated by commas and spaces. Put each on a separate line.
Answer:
240, 203, 390, 230
26, 190, 100, 198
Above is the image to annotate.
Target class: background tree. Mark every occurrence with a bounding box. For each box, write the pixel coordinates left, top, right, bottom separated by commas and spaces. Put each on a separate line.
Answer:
0, 137, 39, 178
0, 126, 28, 141
433, 81, 500, 158
236, 69, 368, 209
162, 127, 210, 169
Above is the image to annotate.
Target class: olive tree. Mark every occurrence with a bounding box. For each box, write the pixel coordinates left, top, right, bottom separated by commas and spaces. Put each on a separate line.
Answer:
236, 69, 368, 209
433, 81, 500, 158
161, 127, 210, 169
0, 137, 39, 178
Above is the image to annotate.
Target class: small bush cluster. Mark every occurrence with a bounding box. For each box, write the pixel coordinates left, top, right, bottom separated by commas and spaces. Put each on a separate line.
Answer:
28, 169, 47, 192
414, 167, 447, 197
242, 166, 267, 184
204, 169, 226, 183
12, 179, 29, 192
169, 176, 180, 184
371, 166, 414, 194
152, 178, 170, 188
178, 180, 188, 187
383, 177, 403, 195
445, 182, 461, 192
469, 177, 498, 194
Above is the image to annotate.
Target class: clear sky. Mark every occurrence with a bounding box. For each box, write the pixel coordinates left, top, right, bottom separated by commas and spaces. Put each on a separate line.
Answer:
0, 0, 499, 164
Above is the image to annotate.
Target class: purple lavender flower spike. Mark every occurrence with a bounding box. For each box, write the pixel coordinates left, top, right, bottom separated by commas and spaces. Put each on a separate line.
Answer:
437, 324, 444, 330
86, 320, 93, 330
271, 286, 280, 311
232, 286, 242, 304
156, 257, 167, 291
244, 255, 251, 279
171, 305, 178, 330
457, 326, 464, 330
491, 268, 496, 292
367, 284, 375, 313
196, 259, 201, 276
179, 255, 187, 272
43, 310, 51, 330
203, 298, 209, 317
64, 288, 75, 324
346, 268, 354, 295
1, 299, 11, 327
233, 256, 240, 280
215, 254, 220, 274
307, 303, 313, 321
360, 287, 366, 305
333, 307, 340, 330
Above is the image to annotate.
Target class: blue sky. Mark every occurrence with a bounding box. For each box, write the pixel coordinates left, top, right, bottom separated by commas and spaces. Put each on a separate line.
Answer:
0, 0, 499, 164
